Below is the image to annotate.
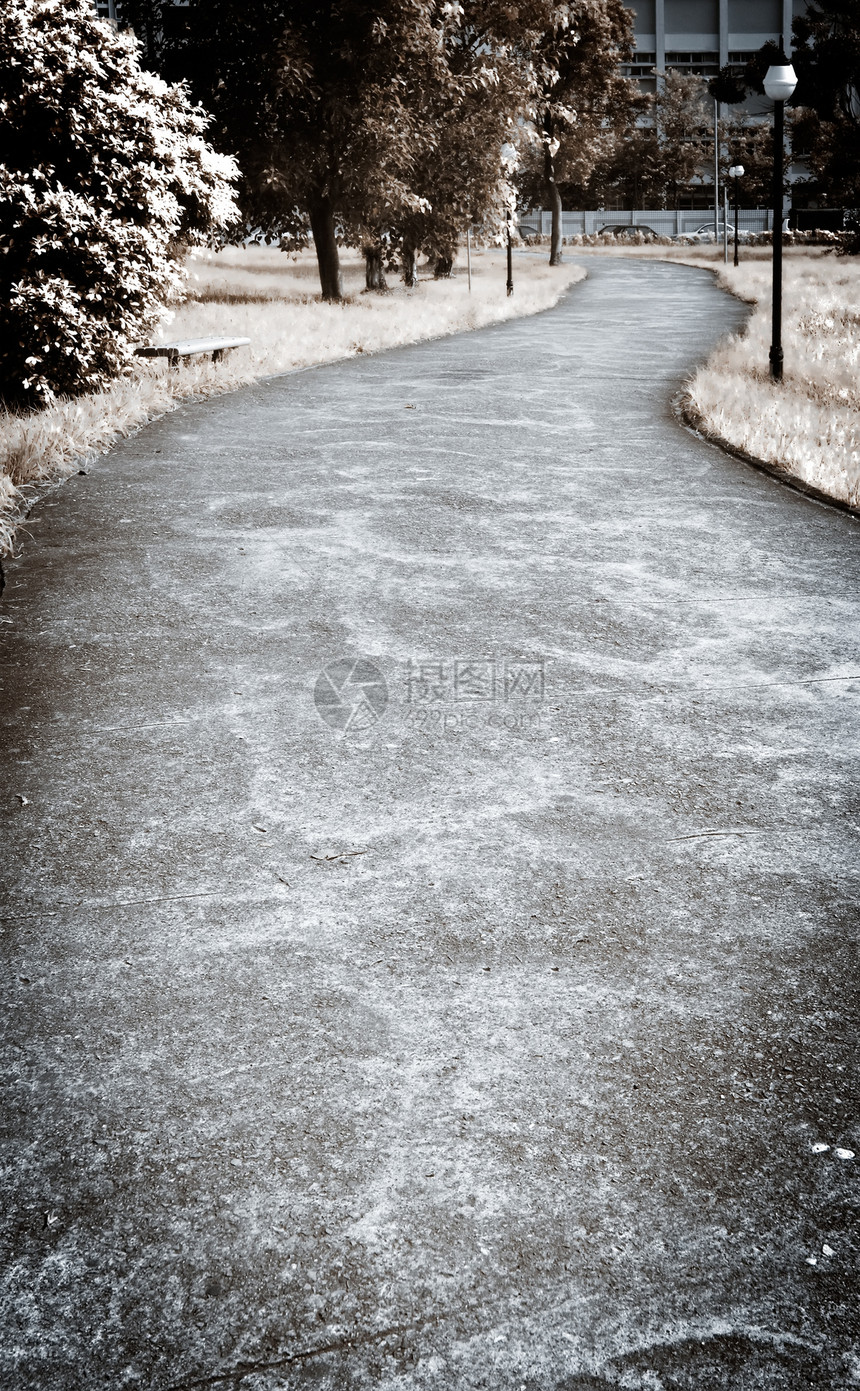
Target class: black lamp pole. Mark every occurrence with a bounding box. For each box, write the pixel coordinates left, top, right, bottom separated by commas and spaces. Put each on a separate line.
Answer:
764, 59, 797, 381
728, 164, 744, 268
501, 141, 517, 298
769, 95, 786, 381
506, 207, 514, 297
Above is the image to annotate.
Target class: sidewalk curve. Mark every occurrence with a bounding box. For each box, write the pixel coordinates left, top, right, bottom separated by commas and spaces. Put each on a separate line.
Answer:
1, 258, 858, 1391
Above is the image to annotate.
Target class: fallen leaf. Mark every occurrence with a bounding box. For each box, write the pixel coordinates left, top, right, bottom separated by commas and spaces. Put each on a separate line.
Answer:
822, 1244, 835, 1256
811, 1143, 830, 1153
834, 1148, 855, 1160
252, 824, 267, 834
17, 795, 29, 805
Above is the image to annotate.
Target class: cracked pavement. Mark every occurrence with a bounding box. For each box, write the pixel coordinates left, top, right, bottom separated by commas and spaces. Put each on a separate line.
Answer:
1, 257, 858, 1389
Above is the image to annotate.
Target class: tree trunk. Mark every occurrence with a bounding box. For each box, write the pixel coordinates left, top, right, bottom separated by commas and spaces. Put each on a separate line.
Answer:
402, 243, 418, 287
363, 245, 388, 292
309, 199, 343, 301
433, 250, 454, 278
545, 144, 563, 266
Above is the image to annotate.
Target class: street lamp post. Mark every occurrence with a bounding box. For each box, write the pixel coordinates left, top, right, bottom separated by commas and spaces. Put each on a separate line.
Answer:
713, 97, 721, 242
728, 164, 744, 267
763, 62, 797, 381
500, 141, 517, 298
506, 207, 514, 297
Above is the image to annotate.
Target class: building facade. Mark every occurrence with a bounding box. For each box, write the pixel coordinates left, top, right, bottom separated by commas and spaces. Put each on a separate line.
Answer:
614, 1, 814, 212
624, 0, 808, 85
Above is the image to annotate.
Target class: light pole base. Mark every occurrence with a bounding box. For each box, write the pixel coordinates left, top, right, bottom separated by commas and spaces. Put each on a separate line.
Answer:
769, 345, 784, 381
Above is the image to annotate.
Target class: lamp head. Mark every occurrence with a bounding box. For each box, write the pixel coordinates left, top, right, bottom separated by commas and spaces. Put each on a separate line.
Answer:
763, 63, 797, 101
728, 164, 745, 178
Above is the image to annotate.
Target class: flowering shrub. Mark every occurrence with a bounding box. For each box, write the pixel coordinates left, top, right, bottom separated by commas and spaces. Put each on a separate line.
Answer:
0, 0, 239, 408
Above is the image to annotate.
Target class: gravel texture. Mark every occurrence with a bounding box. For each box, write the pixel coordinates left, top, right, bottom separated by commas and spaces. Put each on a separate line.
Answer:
1, 258, 858, 1390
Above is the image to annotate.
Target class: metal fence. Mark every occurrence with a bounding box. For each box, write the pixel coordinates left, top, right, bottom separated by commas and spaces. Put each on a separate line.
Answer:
519, 209, 775, 238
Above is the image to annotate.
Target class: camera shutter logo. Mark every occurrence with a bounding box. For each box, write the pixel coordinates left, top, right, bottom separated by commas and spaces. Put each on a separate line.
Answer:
314, 657, 388, 733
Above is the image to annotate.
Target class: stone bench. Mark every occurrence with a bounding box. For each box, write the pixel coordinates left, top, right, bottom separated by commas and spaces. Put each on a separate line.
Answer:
136, 336, 251, 368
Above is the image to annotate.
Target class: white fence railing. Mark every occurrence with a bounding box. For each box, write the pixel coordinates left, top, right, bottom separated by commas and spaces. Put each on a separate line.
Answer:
520, 209, 775, 237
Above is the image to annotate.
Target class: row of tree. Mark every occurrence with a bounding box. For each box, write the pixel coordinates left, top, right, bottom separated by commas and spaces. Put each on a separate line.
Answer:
122, 0, 860, 278
2, 0, 856, 409
524, 13, 860, 219
121, 0, 639, 290
533, 67, 786, 214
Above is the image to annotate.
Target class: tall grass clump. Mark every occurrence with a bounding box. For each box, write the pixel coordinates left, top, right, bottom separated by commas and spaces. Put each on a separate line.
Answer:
684, 252, 860, 509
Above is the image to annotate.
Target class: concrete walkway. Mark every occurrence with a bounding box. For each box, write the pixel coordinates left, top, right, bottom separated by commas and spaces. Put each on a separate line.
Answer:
1, 258, 858, 1391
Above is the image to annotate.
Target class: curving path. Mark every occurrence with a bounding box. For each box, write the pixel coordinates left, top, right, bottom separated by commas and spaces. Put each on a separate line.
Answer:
1, 258, 858, 1390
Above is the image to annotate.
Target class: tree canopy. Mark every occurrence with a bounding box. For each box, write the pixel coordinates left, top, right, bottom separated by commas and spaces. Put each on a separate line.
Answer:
123, 0, 520, 295
121, 1, 641, 290
0, 0, 238, 407
514, 0, 637, 262
551, 68, 710, 213
792, 0, 860, 207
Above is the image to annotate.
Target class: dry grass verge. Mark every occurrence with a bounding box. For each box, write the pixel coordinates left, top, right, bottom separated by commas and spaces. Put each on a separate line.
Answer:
686, 251, 859, 511
0, 246, 585, 555
574, 243, 859, 511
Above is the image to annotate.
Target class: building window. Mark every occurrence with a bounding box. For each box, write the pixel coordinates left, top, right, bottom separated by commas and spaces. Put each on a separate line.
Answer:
622, 51, 657, 78
665, 51, 721, 75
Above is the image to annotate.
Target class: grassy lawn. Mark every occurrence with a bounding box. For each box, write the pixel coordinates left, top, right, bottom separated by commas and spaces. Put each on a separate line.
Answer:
686, 250, 858, 510
0, 246, 585, 554
574, 242, 859, 510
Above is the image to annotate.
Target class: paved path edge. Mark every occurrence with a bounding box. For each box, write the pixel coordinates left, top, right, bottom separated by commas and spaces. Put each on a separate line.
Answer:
677, 391, 860, 519
0, 269, 590, 572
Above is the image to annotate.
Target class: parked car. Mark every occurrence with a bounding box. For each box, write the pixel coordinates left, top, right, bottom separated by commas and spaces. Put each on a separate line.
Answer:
597, 224, 661, 241
678, 223, 756, 244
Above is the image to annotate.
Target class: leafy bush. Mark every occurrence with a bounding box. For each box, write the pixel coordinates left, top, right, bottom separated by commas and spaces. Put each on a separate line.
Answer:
0, 0, 239, 408
835, 212, 860, 256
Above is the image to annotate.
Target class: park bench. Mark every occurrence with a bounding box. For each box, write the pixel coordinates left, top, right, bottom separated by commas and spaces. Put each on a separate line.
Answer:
136, 336, 250, 368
